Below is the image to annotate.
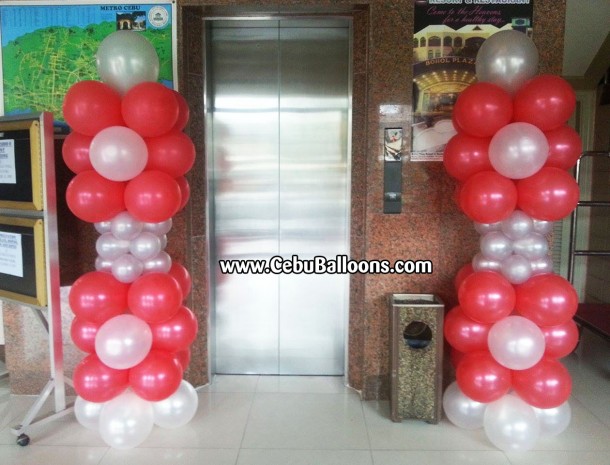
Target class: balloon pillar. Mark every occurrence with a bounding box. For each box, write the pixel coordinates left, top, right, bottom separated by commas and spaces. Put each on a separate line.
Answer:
62, 31, 198, 449
442, 31, 581, 451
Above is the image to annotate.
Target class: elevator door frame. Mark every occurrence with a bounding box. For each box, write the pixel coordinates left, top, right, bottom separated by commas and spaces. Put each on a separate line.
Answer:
203, 16, 353, 377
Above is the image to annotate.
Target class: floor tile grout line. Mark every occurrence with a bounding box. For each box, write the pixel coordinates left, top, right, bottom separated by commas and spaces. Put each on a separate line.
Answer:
359, 397, 376, 464
234, 377, 260, 465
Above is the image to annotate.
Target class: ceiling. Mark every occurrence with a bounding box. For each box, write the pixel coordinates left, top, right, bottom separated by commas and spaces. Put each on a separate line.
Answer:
562, 0, 610, 88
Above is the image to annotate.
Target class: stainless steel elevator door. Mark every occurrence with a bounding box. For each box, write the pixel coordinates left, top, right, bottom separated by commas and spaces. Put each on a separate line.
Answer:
208, 19, 351, 375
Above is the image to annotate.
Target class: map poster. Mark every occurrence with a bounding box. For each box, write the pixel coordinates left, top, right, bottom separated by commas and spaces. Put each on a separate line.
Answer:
411, 0, 534, 161
0, 1, 176, 131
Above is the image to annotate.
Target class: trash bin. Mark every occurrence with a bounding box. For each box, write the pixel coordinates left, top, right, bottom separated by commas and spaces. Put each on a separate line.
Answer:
390, 294, 444, 424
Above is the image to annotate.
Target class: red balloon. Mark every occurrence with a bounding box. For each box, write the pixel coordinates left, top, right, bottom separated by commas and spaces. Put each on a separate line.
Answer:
456, 351, 512, 403
544, 125, 583, 170
168, 262, 192, 298
150, 305, 198, 352
128, 272, 183, 324
517, 167, 580, 221
512, 358, 572, 409
444, 306, 491, 353
145, 131, 196, 178
460, 171, 517, 224
63, 80, 124, 136
454, 262, 474, 292
173, 348, 191, 371
129, 350, 183, 401
70, 317, 99, 353
69, 271, 129, 324
515, 274, 578, 326
452, 82, 513, 138
458, 271, 516, 324
122, 82, 179, 137
443, 134, 492, 181
124, 170, 181, 223
175, 176, 191, 211
513, 75, 576, 131
62, 132, 93, 173
540, 319, 579, 359
66, 170, 126, 223
450, 347, 465, 369
172, 90, 190, 132
73, 353, 129, 402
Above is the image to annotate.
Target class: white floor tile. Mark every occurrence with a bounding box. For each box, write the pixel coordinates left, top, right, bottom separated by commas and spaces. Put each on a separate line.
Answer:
0, 444, 108, 465
99, 447, 239, 465
505, 450, 610, 465
203, 375, 260, 393
256, 375, 348, 394
242, 392, 369, 450
237, 449, 373, 465
372, 450, 512, 465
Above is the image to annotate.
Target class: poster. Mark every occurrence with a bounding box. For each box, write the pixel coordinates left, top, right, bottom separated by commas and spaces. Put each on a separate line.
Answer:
411, 0, 534, 161
0, 231, 23, 278
0, 2, 176, 130
0, 139, 16, 184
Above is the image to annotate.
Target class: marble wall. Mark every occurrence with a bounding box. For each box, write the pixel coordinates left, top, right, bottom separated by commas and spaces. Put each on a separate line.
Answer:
3, 0, 567, 400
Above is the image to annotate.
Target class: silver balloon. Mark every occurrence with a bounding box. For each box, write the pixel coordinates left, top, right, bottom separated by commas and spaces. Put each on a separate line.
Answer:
153, 380, 199, 429
501, 210, 533, 240
111, 253, 144, 283
129, 232, 162, 261
484, 394, 540, 451
534, 401, 571, 437
512, 232, 549, 260
480, 231, 513, 261
111, 211, 143, 241
95, 314, 152, 370
143, 218, 173, 236
159, 234, 168, 250
475, 29, 539, 95
95, 256, 113, 272
74, 396, 103, 431
96, 31, 160, 95
94, 221, 112, 234
488, 315, 545, 370
442, 381, 487, 430
489, 123, 549, 179
501, 254, 532, 284
474, 221, 502, 235
472, 252, 502, 272
532, 218, 553, 235
96, 232, 130, 260
143, 251, 172, 273
99, 389, 154, 449
530, 255, 554, 275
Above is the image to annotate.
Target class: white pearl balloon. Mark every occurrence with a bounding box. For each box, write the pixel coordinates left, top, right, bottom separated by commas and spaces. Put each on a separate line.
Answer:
484, 394, 540, 451
99, 389, 154, 449
532, 218, 553, 235
534, 401, 571, 437
90, 127, 148, 182
489, 123, 549, 179
472, 252, 502, 273
111, 211, 143, 241
530, 255, 554, 275
94, 221, 112, 234
95, 256, 113, 272
480, 231, 513, 261
512, 232, 549, 260
153, 380, 199, 429
442, 381, 487, 430
143, 251, 172, 273
95, 314, 152, 370
474, 221, 502, 234
501, 254, 532, 284
488, 316, 545, 370
501, 210, 533, 240
96, 232, 130, 260
111, 253, 144, 283
129, 232, 162, 261
74, 396, 104, 431
143, 218, 173, 236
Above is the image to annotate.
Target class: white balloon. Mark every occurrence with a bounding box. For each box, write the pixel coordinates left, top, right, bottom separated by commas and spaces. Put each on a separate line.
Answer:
484, 394, 540, 451
94, 221, 112, 234
153, 380, 199, 429
474, 221, 502, 234
111, 253, 144, 283
96, 30, 160, 95
488, 316, 545, 370
90, 126, 148, 182
95, 314, 152, 370
472, 252, 502, 273
143, 251, 172, 273
534, 401, 571, 437
95, 256, 113, 272
442, 381, 487, 430
111, 211, 143, 241
501, 210, 533, 240
159, 234, 168, 250
74, 396, 103, 431
512, 232, 549, 260
530, 255, 554, 275
143, 218, 173, 236
99, 389, 154, 449
500, 254, 532, 284
129, 232, 162, 261
489, 123, 549, 179
475, 29, 539, 95
96, 232, 130, 260
480, 231, 513, 261
532, 218, 553, 235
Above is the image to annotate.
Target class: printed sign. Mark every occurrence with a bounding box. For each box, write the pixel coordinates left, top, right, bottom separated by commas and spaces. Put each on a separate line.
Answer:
0, 139, 16, 184
0, 231, 23, 277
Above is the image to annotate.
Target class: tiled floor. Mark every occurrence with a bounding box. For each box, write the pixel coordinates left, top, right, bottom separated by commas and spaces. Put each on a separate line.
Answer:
0, 332, 608, 465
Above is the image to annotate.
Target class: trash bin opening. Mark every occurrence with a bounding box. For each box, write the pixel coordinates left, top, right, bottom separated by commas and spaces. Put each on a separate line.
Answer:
403, 321, 432, 349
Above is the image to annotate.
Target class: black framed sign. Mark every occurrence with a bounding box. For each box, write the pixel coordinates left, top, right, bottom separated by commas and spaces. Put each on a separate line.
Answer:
0, 215, 46, 306
0, 118, 43, 210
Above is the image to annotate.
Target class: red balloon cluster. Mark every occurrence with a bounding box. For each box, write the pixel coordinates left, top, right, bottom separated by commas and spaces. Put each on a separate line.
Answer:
444, 74, 582, 410
63, 80, 198, 404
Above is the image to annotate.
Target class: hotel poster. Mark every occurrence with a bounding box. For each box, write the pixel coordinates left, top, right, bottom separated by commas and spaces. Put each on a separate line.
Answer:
0, 1, 176, 131
411, 0, 534, 161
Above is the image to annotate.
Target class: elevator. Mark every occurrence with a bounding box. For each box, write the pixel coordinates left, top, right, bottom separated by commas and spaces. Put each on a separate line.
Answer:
206, 19, 351, 375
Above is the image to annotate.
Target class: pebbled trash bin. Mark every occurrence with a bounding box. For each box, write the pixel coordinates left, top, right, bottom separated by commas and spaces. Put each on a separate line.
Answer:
390, 294, 444, 424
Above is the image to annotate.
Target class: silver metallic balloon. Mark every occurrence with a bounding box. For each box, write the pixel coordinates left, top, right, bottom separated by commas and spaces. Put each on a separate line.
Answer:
143, 218, 173, 236
159, 234, 168, 250
534, 401, 571, 437
153, 380, 199, 429
442, 381, 487, 430
530, 255, 554, 275
96, 30, 160, 95
489, 123, 549, 179
512, 232, 549, 260
472, 252, 502, 272
129, 231, 163, 261
500, 254, 532, 284
488, 315, 545, 370
99, 389, 154, 449
74, 396, 103, 431
532, 218, 553, 235
476, 29, 539, 95
94, 221, 112, 234
143, 251, 172, 273
111, 253, 144, 283
480, 231, 513, 261
111, 211, 143, 241
95, 256, 113, 272
484, 394, 540, 452
501, 210, 533, 240
474, 221, 502, 235
96, 232, 130, 260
